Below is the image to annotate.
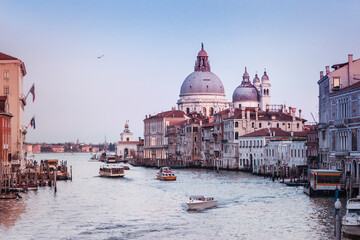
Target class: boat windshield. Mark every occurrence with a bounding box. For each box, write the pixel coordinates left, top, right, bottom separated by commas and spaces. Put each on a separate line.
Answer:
348, 209, 360, 215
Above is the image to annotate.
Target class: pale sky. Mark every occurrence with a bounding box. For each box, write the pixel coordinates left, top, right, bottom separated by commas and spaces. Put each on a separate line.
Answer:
1, 0, 359, 144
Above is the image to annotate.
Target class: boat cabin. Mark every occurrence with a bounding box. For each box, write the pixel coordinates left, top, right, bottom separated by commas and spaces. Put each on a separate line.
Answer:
304, 169, 342, 196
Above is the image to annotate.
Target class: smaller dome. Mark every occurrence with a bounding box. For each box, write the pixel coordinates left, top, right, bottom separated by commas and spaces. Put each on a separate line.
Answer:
198, 49, 208, 57
232, 82, 260, 102
262, 71, 269, 81
253, 74, 260, 84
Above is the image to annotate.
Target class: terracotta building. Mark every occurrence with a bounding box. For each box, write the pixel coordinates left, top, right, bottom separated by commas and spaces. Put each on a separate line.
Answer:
0, 96, 12, 164
0, 52, 27, 169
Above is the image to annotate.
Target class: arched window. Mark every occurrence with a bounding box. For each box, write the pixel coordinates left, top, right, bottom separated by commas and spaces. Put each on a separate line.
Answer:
252, 122, 255, 128
203, 107, 207, 116
186, 108, 190, 114
209, 107, 214, 116
235, 122, 238, 128
235, 131, 239, 139
194, 147, 198, 155
194, 136, 197, 142
264, 89, 266, 95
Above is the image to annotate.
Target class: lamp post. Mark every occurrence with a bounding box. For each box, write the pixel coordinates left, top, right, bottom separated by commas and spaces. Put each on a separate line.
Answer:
335, 198, 342, 240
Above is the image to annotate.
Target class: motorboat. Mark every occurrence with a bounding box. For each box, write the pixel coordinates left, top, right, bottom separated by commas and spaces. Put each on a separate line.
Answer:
342, 196, 360, 236
106, 155, 118, 164
99, 164, 125, 177
156, 167, 176, 181
186, 195, 217, 210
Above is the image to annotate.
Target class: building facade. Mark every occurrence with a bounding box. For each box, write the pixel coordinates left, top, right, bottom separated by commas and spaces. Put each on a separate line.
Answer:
0, 52, 27, 169
116, 123, 141, 159
318, 54, 360, 184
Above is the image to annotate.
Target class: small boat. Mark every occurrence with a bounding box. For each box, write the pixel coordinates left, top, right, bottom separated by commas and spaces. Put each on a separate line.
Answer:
342, 197, 360, 236
106, 155, 118, 164
186, 195, 217, 210
99, 164, 125, 177
13, 184, 38, 191
156, 167, 176, 181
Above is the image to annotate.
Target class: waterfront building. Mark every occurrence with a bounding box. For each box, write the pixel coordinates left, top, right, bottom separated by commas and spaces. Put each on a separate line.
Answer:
116, 123, 141, 159
264, 138, 307, 178
306, 125, 319, 169
221, 105, 305, 170
0, 52, 27, 169
200, 121, 215, 168
177, 44, 228, 116
0, 96, 12, 164
175, 113, 206, 167
318, 54, 360, 185
238, 128, 307, 175
143, 109, 187, 165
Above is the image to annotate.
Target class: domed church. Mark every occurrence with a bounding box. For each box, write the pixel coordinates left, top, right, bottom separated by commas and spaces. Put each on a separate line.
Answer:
177, 44, 228, 116
232, 68, 271, 111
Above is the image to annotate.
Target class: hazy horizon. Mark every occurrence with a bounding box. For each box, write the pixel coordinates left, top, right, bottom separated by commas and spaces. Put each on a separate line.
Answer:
1, 0, 359, 143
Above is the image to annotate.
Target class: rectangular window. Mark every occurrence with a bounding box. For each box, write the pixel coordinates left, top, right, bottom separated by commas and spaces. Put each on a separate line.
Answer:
3, 70, 9, 80
352, 129, 357, 151
3, 86, 9, 95
333, 77, 340, 90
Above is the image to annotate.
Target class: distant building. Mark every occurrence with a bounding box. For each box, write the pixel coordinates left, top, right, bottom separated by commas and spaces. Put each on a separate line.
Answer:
116, 123, 141, 159
143, 109, 187, 165
239, 128, 307, 175
0, 52, 27, 169
318, 54, 360, 183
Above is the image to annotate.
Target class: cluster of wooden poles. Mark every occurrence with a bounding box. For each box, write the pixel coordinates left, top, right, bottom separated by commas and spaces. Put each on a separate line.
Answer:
0, 159, 72, 199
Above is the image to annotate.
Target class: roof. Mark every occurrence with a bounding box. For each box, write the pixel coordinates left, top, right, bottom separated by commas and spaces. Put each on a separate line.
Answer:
240, 128, 308, 138
336, 80, 360, 92
0, 52, 18, 60
146, 110, 186, 120
202, 122, 214, 127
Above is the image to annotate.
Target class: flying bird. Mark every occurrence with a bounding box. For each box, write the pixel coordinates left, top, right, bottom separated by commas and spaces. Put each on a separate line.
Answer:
97, 55, 104, 59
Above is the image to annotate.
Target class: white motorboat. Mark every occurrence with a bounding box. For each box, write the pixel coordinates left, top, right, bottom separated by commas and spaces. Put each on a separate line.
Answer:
342, 197, 360, 236
99, 164, 125, 177
157, 167, 176, 181
186, 195, 217, 210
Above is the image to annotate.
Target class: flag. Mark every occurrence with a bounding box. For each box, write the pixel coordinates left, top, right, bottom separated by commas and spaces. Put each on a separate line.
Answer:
29, 84, 35, 102
30, 117, 35, 129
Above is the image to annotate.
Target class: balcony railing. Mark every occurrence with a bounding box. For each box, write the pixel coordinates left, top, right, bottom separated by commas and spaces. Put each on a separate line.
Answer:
334, 119, 348, 128
335, 150, 350, 157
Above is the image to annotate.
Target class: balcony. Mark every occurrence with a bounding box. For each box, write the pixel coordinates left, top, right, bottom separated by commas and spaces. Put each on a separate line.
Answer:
335, 150, 350, 157
334, 119, 348, 128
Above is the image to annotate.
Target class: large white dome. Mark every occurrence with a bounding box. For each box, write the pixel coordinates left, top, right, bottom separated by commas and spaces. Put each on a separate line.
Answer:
180, 71, 225, 97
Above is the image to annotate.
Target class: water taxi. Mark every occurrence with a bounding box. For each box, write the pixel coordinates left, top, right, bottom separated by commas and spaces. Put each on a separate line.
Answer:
303, 169, 342, 196
99, 164, 125, 177
186, 195, 217, 210
343, 196, 360, 237
106, 155, 118, 164
156, 167, 176, 181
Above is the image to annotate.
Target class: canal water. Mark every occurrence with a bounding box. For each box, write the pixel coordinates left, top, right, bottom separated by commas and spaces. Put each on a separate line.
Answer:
0, 153, 352, 240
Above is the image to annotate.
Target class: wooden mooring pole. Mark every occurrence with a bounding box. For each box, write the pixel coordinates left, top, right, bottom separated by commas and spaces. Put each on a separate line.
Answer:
54, 170, 57, 193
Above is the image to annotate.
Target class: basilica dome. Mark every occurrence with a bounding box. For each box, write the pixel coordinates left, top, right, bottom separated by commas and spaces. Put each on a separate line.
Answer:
232, 82, 260, 102
232, 68, 260, 103
180, 71, 225, 96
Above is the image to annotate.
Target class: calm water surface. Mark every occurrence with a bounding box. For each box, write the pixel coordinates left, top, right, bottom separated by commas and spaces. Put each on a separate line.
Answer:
0, 153, 352, 239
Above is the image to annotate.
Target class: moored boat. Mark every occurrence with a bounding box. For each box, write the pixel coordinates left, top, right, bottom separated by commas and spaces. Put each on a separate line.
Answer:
186, 195, 217, 210
342, 197, 360, 237
156, 167, 176, 181
99, 164, 125, 177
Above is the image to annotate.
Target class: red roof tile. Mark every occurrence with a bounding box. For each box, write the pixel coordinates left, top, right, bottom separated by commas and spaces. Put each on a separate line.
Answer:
241, 128, 308, 138
0, 52, 18, 60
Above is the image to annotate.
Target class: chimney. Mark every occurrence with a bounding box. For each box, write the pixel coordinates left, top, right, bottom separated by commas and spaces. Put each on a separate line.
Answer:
326, 66, 330, 75
291, 108, 296, 121
255, 107, 259, 121
149, 114, 151, 118
320, 71, 324, 78
146, 115, 148, 119
289, 107, 292, 114
299, 109, 302, 119
349, 54, 353, 85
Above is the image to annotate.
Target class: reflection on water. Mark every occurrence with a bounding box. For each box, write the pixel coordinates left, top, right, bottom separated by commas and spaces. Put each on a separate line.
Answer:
0, 153, 353, 239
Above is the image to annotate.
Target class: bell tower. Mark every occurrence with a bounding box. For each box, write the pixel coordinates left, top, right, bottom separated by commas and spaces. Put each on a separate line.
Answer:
260, 71, 271, 110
